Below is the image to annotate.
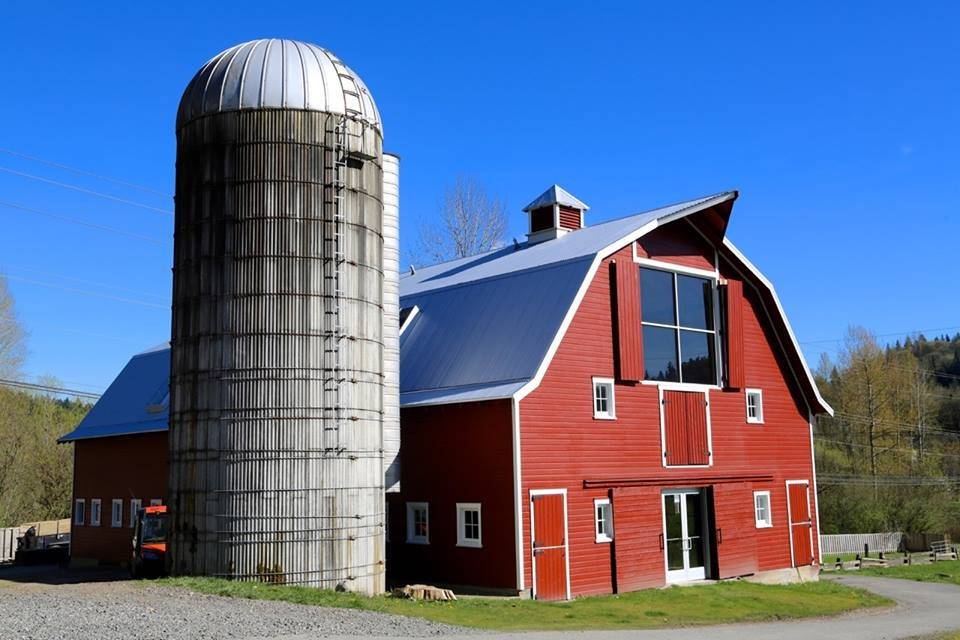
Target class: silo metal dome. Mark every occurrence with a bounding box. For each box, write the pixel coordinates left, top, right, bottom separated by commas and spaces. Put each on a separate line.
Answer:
168, 38, 396, 595
176, 39, 381, 131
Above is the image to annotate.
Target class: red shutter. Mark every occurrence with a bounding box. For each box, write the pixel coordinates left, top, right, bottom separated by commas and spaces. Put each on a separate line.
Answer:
614, 261, 643, 382
663, 390, 710, 466
713, 482, 759, 578
612, 486, 665, 591
725, 279, 745, 390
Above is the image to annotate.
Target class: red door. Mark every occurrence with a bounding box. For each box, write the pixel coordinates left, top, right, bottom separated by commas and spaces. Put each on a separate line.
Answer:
788, 482, 814, 567
663, 391, 710, 466
532, 492, 568, 600
712, 482, 759, 578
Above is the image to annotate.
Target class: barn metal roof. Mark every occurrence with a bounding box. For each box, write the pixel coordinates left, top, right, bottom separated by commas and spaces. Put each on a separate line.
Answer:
60, 188, 832, 442
57, 345, 169, 442
177, 39, 381, 132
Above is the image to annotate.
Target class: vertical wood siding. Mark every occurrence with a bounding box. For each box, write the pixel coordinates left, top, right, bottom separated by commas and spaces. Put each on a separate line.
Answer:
519, 220, 820, 597
532, 493, 567, 600
712, 482, 759, 578
663, 391, 709, 466
725, 279, 746, 389
387, 400, 516, 590
613, 261, 643, 381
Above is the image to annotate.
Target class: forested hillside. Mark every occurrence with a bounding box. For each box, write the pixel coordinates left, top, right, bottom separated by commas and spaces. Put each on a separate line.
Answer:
815, 329, 960, 536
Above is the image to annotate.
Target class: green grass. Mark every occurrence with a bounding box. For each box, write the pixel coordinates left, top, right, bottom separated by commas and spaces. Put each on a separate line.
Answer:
159, 577, 890, 631
855, 559, 960, 586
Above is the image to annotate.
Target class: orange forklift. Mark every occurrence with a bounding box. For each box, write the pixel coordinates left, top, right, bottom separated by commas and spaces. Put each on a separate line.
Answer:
131, 504, 167, 578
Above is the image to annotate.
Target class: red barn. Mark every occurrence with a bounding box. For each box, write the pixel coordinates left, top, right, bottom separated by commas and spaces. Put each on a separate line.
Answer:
60, 187, 830, 598
388, 186, 832, 599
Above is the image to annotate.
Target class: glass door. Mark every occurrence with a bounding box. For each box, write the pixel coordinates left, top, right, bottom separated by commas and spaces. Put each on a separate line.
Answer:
663, 489, 707, 583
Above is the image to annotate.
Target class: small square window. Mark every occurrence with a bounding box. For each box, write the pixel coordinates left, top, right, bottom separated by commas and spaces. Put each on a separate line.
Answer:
456, 503, 482, 548
74, 499, 85, 526
754, 491, 772, 528
129, 499, 142, 528
594, 498, 613, 542
90, 499, 101, 527
111, 499, 123, 528
406, 502, 429, 544
150, 498, 162, 507
592, 378, 616, 420
746, 389, 764, 424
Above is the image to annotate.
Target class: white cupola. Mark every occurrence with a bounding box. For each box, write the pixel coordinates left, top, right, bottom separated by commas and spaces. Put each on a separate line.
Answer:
522, 185, 589, 244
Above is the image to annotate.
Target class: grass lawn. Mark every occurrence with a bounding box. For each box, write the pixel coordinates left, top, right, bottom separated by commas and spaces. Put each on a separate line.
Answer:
159, 577, 890, 631
856, 559, 960, 586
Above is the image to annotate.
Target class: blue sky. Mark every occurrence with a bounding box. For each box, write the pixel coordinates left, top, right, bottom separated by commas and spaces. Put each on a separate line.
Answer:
1, 2, 958, 393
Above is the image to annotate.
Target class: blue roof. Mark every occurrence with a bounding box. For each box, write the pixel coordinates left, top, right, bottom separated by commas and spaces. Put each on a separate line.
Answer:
58, 344, 170, 442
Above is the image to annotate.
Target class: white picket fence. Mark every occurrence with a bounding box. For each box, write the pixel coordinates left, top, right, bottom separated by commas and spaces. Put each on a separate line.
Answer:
0, 527, 16, 562
820, 532, 902, 555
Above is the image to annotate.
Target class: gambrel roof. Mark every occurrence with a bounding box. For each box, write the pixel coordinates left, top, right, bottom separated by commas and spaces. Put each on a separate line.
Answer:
60, 190, 832, 442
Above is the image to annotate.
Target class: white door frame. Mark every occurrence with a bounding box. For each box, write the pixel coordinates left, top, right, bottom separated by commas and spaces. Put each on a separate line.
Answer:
529, 488, 571, 600
661, 488, 708, 583
786, 479, 813, 567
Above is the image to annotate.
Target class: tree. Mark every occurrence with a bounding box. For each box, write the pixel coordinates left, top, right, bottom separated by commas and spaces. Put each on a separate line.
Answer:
411, 177, 508, 266
0, 274, 27, 379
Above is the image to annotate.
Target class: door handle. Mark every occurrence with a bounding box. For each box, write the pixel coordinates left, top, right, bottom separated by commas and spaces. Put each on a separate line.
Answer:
717, 527, 723, 544
659, 533, 664, 551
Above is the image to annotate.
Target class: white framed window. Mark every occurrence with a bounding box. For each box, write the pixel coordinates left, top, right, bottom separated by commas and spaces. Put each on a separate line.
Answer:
90, 499, 101, 527
594, 498, 614, 542
746, 388, 764, 424
754, 491, 772, 528
592, 377, 616, 420
406, 502, 429, 544
111, 499, 123, 528
150, 498, 162, 506
129, 499, 142, 527
456, 503, 482, 548
74, 499, 85, 526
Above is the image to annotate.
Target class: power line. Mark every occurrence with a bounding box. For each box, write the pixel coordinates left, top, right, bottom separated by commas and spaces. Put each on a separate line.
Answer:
0, 166, 173, 215
4, 274, 168, 309
818, 474, 960, 487
3, 265, 169, 302
0, 200, 169, 245
817, 437, 960, 460
0, 148, 170, 198
0, 378, 101, 400
801, 326, 960, 346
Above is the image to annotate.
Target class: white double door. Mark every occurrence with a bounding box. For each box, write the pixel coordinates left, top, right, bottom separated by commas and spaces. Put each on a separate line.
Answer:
663, 489, 707, 583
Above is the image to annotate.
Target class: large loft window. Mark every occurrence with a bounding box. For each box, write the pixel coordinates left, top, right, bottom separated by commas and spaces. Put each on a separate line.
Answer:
640, 268, 717, 384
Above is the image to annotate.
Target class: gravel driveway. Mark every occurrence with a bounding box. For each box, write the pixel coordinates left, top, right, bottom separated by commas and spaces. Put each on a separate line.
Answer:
0, 566, 465, 640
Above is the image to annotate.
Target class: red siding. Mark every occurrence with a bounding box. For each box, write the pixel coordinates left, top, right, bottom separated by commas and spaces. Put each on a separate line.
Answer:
71, 432, 168, 565
635, 223, 715, 270
613, 260, 643, 381
558, 206, 582, 230
713, 482, 759, 578
519, 219, 820, 596
611, 486, 664, 591
388, 400, 516, 590
725, 279, 746, 389
663, 391, 709, 467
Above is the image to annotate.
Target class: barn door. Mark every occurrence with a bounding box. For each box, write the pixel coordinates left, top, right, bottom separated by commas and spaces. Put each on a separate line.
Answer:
662, 390, 710, 467
531, 491, 568, 600
712, 482, 758, 578
787, 481, 814, 567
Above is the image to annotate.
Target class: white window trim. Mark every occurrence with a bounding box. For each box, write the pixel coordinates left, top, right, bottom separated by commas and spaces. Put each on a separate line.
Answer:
456, 503, 482, 548
111, 499, 123, 528
754, 490, 773, 528
636, 264, 723, 388
406, 502, 429, 545
74, 499, 85, 526
592, 377, 616, 420
746, 388, 764, 424
594, 498, 613, 543
129, 499, 142, 528
658, 384, 713, 468
90, 498, 101, 527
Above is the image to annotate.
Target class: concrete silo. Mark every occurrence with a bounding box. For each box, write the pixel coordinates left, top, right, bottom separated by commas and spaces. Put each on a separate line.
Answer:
169, 39, 392, 594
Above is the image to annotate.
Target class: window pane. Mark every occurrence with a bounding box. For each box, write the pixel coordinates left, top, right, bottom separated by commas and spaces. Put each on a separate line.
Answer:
679, 330, 715, 384
643, 326, 679, 381
640, 268, 676, 325
677, 275, 714, 330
